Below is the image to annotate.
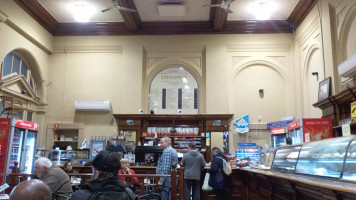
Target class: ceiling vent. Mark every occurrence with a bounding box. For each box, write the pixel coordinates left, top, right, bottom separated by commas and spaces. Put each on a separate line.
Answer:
158, 0, 186, 17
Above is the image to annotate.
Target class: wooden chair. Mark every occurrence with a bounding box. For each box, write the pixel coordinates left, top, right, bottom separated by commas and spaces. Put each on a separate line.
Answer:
0, 96, 23, 118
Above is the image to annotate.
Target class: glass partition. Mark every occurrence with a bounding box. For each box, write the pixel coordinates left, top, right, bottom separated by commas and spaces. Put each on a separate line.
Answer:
295, 136, 353, 178
271, 145, 301, 172
342, 140, 356, 181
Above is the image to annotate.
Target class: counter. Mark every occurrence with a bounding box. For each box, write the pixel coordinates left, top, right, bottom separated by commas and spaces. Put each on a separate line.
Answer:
200, 166, 356, 200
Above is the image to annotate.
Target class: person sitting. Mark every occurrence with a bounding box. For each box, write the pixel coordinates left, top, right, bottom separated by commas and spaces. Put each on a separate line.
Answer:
10, 179, 52, 200
34, 157, 72, 200
64, 161, 79, 173
67, 150, 135, 200
119, 158, 139, 185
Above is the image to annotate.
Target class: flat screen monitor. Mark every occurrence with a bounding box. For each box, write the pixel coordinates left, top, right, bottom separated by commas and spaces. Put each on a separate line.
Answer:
135, 145, 163, 166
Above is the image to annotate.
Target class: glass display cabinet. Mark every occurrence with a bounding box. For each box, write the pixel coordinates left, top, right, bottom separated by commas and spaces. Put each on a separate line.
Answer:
268, 135, 356, 183
271, 145, 302, 172
48, 149, 89, 166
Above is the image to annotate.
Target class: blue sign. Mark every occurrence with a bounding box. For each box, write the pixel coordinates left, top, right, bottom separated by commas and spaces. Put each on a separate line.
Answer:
236, 114, 249, 133
238, 143, 257, 147
266, 119, 293, 130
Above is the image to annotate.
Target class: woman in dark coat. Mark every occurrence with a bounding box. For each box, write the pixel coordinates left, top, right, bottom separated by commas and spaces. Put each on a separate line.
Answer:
208, 147, 228, 200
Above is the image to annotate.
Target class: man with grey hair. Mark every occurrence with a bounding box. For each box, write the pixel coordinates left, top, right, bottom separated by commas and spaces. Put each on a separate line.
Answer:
34, 157, 72, 200
156, 137, 178, 200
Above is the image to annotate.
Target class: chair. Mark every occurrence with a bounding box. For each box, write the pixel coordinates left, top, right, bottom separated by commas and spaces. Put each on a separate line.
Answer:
0, 96, 23, 118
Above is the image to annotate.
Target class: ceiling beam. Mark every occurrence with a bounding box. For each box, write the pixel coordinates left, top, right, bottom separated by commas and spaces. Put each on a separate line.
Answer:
288, 0, 319, 30
53, 21, 293, 36
209, 0, 229, 30
116, 0, 141, 31
13, 0, 57, 34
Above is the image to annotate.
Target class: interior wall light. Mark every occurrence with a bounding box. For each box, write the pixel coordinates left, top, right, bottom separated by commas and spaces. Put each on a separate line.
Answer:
311, 72, 319, 81
259, 89, 264, 98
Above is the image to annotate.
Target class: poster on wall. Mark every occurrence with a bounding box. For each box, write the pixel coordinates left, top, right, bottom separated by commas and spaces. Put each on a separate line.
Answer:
236, 114, 249, 133
149, 67, 199, 114
91, 141, 106, 158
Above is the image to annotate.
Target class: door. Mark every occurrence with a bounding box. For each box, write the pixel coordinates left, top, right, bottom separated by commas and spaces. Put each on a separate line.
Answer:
7, 127, 24, 173
22, 130, 37, 173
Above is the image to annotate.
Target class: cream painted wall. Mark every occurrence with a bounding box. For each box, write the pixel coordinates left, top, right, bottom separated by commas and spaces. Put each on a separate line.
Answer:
2, 0, 356, 154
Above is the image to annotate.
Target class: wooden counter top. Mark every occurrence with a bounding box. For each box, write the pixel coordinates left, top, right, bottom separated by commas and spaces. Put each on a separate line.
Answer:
238, 167, 356, 195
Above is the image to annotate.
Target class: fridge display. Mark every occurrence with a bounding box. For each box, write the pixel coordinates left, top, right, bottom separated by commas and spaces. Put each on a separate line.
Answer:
271, 145, 302, 172
0, 118, 38, 182
288, 118, 332, 144
271, 127, 287, 147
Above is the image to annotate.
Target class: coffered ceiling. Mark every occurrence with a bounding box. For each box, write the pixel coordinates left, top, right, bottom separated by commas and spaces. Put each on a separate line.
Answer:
13, 0, 318, 36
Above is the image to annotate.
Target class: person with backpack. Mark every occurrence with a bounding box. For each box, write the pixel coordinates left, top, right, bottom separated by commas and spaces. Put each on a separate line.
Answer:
67, 150, 135, 200
208, 147, 228, 200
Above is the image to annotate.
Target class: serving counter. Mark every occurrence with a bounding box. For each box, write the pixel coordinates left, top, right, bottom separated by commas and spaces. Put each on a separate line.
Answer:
201, 136, 356, 200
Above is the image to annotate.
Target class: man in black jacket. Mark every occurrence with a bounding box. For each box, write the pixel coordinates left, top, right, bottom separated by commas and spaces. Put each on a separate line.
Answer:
67, 150, 134, 200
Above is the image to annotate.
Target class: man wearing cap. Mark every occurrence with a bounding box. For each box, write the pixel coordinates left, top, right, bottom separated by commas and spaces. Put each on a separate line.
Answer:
68, 150, 134, 200
156, 137, 178, 200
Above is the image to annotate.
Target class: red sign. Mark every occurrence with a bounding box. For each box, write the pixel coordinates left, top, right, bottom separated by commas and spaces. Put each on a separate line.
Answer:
271, 127, 286, 135
14, 119, 38, 131
302, 118, 332, 127
0, 118, 11, 180
289, 120, 300, 130
54, 123, 59, 130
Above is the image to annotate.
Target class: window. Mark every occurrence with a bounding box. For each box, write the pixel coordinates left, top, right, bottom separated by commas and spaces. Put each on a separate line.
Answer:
149, 67, 199, 114
27, 111, 33, 122
1, 52, 36, 91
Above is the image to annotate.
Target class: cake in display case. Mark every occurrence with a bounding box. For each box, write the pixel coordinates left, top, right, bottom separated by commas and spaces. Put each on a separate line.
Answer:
269, 135, 356, 182
48, 149, 89, 165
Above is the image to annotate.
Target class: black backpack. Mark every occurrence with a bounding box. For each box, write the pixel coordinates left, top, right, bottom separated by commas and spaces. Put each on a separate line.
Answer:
88, 184, 130, 200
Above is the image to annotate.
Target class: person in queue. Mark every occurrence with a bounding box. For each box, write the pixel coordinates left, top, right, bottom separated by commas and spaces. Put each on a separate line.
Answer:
208, 147, 228, 200
181, 142, 206, 200
67, 150, 135, 200
156, 137, 178, 200
63, 161, 79, 173
10, 179, 52, 200
119, 158, 139, 186
34, 157, 72, 200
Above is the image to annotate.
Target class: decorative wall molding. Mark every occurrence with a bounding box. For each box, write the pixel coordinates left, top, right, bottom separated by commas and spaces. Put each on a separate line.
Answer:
53, 45, 123, 53
182, 57, 202, 69
147, 57, 168, 69
232, 56, 250, 68
296, 15, 320, 46
267, 56, 286, 66
227, 44, 291, 52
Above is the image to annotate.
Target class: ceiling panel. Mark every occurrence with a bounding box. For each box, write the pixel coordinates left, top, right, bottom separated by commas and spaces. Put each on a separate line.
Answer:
38, 0, 125, 22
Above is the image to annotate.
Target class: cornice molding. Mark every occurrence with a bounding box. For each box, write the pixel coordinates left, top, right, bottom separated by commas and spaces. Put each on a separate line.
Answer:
288, 0, 319, 30
227, 43, 291, 52
54, 44, 124, 53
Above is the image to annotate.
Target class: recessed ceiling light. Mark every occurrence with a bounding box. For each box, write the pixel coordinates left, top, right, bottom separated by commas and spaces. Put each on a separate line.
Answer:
68, 2, 96, 23
248, 1, 277, 20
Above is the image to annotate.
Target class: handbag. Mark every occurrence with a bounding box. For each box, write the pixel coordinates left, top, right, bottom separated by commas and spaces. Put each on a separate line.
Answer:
202, 173, 213, 191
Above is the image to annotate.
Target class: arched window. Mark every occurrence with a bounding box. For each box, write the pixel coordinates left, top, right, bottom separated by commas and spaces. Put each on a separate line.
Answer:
2, 52, 36, 91
149, 67, 199, 114
1, 52, 38, 120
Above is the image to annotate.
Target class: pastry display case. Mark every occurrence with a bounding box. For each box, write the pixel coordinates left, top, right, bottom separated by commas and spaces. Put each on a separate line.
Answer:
268, 136, 356, 182
48, 149, 89, 166
271, 145, 301, 172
